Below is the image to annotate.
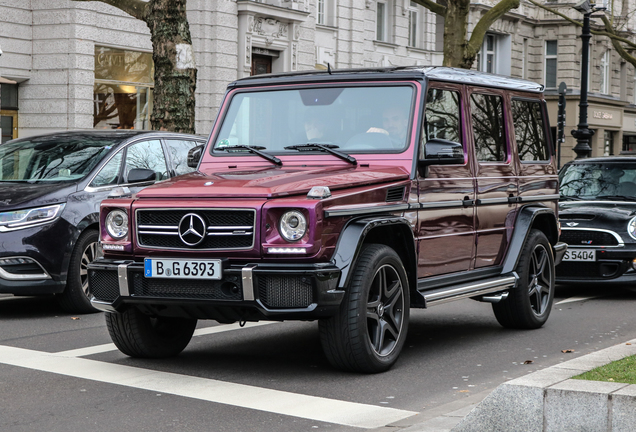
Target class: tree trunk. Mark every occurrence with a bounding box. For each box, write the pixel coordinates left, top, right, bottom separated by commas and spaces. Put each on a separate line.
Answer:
145, 0, 197, 133
442, 0, 471, 68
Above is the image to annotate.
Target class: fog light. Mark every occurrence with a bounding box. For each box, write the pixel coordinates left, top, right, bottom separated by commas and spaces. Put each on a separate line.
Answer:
632, 258, 636, 271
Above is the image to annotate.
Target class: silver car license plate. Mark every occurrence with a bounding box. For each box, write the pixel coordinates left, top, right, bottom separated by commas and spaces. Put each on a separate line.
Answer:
562, 249, 596, 262
144, 258, 222, 279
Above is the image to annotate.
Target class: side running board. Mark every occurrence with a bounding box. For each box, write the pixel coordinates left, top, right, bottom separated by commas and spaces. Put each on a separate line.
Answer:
421, 274, 518, 307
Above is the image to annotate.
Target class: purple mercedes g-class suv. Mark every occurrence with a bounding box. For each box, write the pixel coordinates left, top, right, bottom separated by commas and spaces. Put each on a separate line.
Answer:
88, 67, 566, 373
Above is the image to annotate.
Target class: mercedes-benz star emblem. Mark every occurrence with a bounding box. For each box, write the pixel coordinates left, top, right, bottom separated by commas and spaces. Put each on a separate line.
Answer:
178, 213, 207, 246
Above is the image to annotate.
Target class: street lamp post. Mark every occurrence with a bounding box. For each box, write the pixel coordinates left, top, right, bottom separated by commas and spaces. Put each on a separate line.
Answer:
571, 0, 606, 159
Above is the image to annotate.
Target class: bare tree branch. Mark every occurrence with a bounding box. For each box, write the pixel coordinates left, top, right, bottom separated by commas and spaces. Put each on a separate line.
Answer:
467, 0, 520, 59
600, 15, 636, 68
527, 0, 636, 50
72, 0, 149, 20
412, 0, 447, 17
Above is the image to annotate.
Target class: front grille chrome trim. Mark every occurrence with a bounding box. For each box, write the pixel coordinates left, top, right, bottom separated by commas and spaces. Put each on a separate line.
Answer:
118, 262, 131, 296
135, 208, 256, 251
242, 265, 257, 301
560, 227, 624, 248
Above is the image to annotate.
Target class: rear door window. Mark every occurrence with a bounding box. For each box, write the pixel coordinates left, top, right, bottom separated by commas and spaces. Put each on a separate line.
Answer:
470, 93, 506, 162
512, 99, 549, 162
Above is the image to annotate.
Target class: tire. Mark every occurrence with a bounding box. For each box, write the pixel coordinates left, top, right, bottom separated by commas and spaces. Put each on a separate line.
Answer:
57, 229, 101, 314
492, 229, 555, 329
105, 308, 197, 358
319, 244, 410, 373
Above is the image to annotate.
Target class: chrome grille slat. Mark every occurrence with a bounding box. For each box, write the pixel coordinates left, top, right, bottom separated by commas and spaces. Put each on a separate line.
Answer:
136, 208, 256, 251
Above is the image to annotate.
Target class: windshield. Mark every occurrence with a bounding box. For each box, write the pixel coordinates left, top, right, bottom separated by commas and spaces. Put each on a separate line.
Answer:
213, 85, 414, 153
559, 162, 636, 200
0, 136, 119, 183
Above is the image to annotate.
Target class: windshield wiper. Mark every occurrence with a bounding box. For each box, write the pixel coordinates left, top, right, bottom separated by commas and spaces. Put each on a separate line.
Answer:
218, 145, 282, 166
285, 143, 357, 165
595, 195, 636, 201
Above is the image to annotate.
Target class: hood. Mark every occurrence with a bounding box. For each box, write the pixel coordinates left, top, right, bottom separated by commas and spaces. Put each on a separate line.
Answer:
136, 165, 410, 199
560, 201, 636, 221
0, 182, 77, 210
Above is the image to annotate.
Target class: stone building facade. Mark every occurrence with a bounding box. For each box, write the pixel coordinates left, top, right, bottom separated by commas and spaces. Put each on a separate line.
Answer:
1, 0, 636, 166
0, 0, 440, 141
469, 0, 636, 165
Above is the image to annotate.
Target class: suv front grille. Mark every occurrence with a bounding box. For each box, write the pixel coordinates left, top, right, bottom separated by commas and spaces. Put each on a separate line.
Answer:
136, 209, 255, 250
130, 272, 242, 300
258, 276, 313, 309
89, 269, 119, 302
560, 229, 620, 247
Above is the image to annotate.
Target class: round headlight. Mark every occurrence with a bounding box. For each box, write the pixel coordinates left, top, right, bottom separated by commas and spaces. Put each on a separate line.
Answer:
105, 209, 129, 239
279, 210, 307, 242
628, 216, 636, 240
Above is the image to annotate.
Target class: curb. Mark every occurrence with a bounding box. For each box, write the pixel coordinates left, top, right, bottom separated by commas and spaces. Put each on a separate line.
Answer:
451, 338, 636, 432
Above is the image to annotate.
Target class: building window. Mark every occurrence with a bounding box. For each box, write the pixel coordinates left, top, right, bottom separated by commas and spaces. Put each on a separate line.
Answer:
1, 83, 19, 143
600, 50, 610, 94
482, 34, 496, 73
317, 0, 325, 25
408, 2, 419, 48
93, 46, 154, 130
604, 130, 615, 156
522, 38, 528, 79
545, 40, 558, 89
376, 1, 389, 42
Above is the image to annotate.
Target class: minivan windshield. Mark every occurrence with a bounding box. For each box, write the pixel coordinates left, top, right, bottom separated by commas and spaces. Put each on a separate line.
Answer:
559, 162, 636, 200
213, 85, 414, 154
0, 135, 119, 183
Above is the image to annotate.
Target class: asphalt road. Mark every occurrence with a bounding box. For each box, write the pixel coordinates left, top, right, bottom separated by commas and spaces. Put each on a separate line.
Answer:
1, 283, 635, 432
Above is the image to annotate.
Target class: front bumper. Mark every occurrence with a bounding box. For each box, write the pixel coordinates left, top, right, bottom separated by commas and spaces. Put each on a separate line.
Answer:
88, 258, 343, 321
556, 246, 636, 284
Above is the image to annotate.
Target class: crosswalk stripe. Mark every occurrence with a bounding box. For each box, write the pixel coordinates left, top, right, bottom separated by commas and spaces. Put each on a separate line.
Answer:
0, 345, 417, 429
55, 321, 276, 358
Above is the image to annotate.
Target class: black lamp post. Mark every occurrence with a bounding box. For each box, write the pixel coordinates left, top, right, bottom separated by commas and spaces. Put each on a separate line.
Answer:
571, 0, 606, 159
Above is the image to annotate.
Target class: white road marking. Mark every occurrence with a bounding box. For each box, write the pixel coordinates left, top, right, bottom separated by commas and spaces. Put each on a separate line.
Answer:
555, 296, 600, 305
56, 321, 276, 357
0, 345, 417, 429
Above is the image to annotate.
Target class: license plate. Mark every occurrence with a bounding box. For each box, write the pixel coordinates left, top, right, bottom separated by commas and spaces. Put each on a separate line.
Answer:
144, 258, 222, 280
563, 249, 596, 262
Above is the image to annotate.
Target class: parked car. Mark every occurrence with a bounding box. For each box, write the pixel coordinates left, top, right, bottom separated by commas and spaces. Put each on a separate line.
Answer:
558, 156, 636, 283
88, 67, 566, 373
0, 130, 206, 313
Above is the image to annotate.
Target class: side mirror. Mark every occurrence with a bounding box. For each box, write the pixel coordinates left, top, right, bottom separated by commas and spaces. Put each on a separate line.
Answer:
187, 145, 204, 168
419, 138, 465, 167
127, 168, 156, 184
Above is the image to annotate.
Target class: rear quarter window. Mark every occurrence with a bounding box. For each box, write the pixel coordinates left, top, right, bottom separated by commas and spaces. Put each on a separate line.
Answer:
512, 99, 549, 162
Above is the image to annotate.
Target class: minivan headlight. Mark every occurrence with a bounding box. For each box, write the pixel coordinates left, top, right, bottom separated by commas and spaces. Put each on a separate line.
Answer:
0, 204, 65, 231
279, 210, 307, 242
105, 209, 129, 239
628, 216, 636, 240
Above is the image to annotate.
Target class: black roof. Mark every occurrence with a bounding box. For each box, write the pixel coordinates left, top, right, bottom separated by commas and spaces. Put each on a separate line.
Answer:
231, 66, 544, 93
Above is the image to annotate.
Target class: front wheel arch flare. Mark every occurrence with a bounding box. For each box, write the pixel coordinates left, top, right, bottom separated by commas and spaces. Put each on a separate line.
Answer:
332, 218, 417, 303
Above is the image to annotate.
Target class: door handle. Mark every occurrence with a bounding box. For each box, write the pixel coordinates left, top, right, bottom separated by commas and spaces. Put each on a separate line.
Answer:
462, 196, 474, 207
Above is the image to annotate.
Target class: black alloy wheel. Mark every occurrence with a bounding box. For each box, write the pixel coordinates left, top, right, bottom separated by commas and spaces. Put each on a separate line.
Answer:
319, 243, 409, 373
493, 229, 555, 329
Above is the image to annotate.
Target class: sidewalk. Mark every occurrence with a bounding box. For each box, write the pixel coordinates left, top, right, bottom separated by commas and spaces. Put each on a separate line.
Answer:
388, 338, 636, 432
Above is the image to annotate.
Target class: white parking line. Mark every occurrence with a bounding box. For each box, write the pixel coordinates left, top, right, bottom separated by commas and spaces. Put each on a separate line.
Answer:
56, 321, 276, 357
0, 345, 417, 429
555, 296, 601, 305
